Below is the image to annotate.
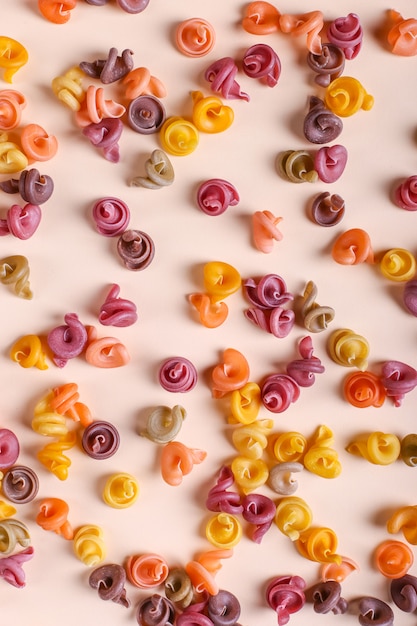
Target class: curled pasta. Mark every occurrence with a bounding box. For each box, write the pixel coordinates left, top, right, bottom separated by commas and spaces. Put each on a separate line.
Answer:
191, 91, 234, 133
160, 116, 199, 156
229, 382, 261, 424
10, 334, 48, 370
160, 441, 206, 486
73, 524, 106, 567
103, 473, 139, 508
0, 518, 31, 555
230, 456, 269, 494
301, 281, 335, 332
51, 67, 85, 111
343, 371, 386, 408
331, 228, 374, 264
268, 462, 303, 496
374, 539, 414, 579
276, 149, 318, 183
0, 254, 32, 299
273, 431, 308, 463
37, 432, 77, 480
242, 2, 281, 35
400, 434, 417, 467
346, 431, 401, 465
205, 512, 242, 549
380, 248, 416, 282
296, 526, 342, 565
141, 405, 186, 443
275, 496, 313, 541
188, 293, 229, 328
126, 553, 169, 588
211, 348, 250, 399
279, 11, 324, 54
206, 465, 242, 515
203, 261, 241, 303
387, 506, 417, 545
252, 210, 283, 253
231, 419, 273, 459
327, 328, 370, 371
36, 497, 73, 539
164, 567, 194, 608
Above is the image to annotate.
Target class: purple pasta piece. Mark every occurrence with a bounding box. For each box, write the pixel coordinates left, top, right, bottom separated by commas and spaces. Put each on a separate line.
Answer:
0, 169, 54, 204
85, 0, 109, 4
390, 574, 417, 612
89, 563, 130, 607
82, 421, 120, 459
80, 48, 134, 83
307, 43, 345, 87
356, 597, 394, 626
306, 581, 347, 614
135, 594, 176, 626
207, 590, 241, 626
47, 313, 88, 367
0, 428, 20, 469
127, 95, 166, 134
117, 229, 155, 270
241, 493, 275, 543
265, 575, 306, 626
1, 465, 39, 503
176, 612, 214, 626
310, 191, 345, 226
303, 96, 343, 144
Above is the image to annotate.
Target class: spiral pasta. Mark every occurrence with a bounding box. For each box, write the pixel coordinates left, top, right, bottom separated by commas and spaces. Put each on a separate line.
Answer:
73, 524, 106, 567
275, 496, 313, 541
346, 431, 401, 465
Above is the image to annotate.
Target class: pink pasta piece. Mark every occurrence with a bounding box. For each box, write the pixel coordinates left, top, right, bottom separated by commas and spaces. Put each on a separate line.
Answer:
381, 360, 417, 407
315, 144, 348, 183
98, 284, 138, 327
286, 336, 325, 387
206, 465, 243, 515
204, 57, 249, 101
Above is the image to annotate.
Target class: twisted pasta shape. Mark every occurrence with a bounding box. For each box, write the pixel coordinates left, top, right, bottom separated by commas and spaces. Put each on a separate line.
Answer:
205, 512, 242, 549
346, 431, 401, 465
275, 496, 313, 541
0, 255, 32, 299
301, 281, 335, 332
387, 506, 417, 545
10, 334, 48, 370
73, 524, 106, 566
51, 67, 85, 111
37, 432, 77, 480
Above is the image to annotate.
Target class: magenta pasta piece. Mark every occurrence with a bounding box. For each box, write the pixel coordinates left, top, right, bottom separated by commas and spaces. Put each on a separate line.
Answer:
266, 575, 306, 625
117, 229, 155, 270
0, 428, 20, 469
197, 179, 239, 216
245, 306, 295, 338
241, 493, 275, 543
261, 373, 300, 413
0, 203, 41, 239
403, 280, 417, 316
128, 95, 166, 134
303, 96, 343, 144
0, 546, 34, 588
92, 197, 130, 237
80, 47, 134, 83
380, 360, 417, 406
204, 57, 249, 101
243, 274, 293, 309
314, 144, 348, 183
394, 176, 417, 210
159, 357, 198, 392
47, 312, 88, 367
83, 117, 123, 162
206, 465, 243, 515
99, 284, 138, 326
242, 43, 281, 87
286, 336, 325, 387
327, 13, 363, 60
307, 43, 345, 87
82, 420, 120, 459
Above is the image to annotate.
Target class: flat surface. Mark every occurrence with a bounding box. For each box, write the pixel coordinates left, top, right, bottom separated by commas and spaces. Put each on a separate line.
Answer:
1, 2, 417, 625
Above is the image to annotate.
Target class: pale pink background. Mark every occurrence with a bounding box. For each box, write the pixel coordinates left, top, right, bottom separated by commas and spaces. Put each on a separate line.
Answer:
1, 2, 417, 625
